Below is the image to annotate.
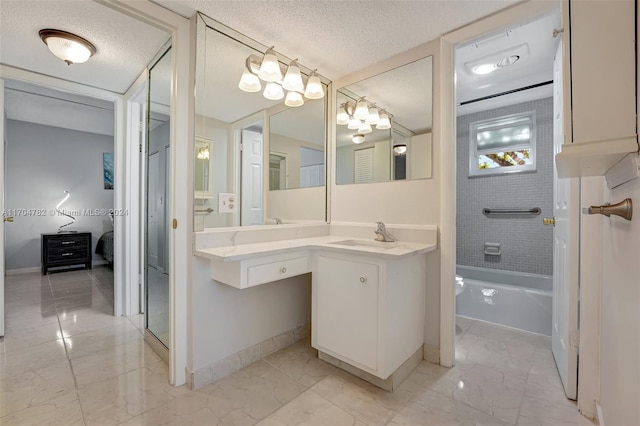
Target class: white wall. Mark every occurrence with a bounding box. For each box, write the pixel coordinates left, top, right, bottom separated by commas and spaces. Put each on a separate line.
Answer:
5, 119, 114, 271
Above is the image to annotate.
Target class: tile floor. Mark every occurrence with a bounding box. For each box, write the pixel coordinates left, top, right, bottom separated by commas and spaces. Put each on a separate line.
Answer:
1, 270, 595, 425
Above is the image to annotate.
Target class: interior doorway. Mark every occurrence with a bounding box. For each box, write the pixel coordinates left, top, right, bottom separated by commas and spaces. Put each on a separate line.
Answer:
452, 8, 579, 399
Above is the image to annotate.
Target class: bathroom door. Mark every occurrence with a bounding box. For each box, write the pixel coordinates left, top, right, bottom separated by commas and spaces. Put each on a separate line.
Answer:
551, 37, 579, 400
241, 129, 263, 225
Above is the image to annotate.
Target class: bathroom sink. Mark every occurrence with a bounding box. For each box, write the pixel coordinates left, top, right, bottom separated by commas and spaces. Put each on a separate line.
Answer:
329, 239, 398, 250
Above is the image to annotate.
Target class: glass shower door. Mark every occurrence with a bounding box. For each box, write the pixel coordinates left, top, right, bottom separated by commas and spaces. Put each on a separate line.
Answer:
146, 47, 171, 349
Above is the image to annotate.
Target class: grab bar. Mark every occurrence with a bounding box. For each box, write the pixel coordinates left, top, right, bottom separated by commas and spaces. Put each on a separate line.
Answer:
195, 208, 214, 214
482, 207, 541, 216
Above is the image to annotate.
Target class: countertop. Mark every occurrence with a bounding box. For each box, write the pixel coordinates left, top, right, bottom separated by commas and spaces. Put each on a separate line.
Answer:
195, 235, 436, 262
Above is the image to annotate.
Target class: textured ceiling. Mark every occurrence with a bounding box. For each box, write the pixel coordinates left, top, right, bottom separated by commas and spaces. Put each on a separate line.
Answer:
154, 0, 520, 81
0, 0, 170, 93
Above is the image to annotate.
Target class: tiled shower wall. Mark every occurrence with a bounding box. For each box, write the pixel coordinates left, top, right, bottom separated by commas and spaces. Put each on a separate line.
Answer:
456, 98, 553, 276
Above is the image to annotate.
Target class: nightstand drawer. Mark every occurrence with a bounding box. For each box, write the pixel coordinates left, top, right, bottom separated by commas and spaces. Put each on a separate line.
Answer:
41, 232, 92, 274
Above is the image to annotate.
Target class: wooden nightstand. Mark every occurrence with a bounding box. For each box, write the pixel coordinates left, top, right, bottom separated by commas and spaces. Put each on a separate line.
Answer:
41, 232, 92, 274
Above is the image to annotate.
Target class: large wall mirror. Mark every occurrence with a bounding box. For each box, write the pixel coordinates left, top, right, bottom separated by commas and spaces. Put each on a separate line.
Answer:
194, 14, 328, 230
335, 56, 433, 184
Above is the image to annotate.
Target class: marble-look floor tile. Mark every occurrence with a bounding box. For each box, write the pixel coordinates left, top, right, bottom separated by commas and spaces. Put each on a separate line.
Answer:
0, 360, 77, 418
466, 320, 550, 350
47, 270, 91, 285
456, 316, 475, 341
389, 384, 508, 426
0, 390, 83, 426
52, 285, 95, 300
0, 321, 63, 354
199, 360, 307, 425
407, 359, 525, 425
63, 320, 143, 359
264, 339, 340, 388
127, 314, 145, 333
60, 310, 128, 337
517, 396, 594, 425
54, 291, 111, 310
311, 374, 410, 426
71, 339, 164, 388
78, 365, 173, 426
0, 339, 68, 381
119, 391, 218, 426
257, 389, 364, 426
4, 302, 58, 330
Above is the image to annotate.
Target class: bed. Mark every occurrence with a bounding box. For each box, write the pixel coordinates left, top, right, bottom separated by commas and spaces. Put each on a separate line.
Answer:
95, 230, 114, 265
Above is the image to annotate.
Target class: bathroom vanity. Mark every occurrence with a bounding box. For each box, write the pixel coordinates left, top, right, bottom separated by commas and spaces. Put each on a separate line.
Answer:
195, 223, 436, 390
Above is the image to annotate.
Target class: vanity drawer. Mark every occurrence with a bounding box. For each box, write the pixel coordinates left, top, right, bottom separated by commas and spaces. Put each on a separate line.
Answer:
247, 255, 309, 287
210, 251, 312, 289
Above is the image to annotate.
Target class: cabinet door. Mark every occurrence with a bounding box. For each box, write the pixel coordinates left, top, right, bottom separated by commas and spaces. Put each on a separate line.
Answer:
316, 256, 379, 370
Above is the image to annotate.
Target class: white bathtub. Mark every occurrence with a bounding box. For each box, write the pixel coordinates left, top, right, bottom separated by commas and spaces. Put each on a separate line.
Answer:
456, 265, 552, 336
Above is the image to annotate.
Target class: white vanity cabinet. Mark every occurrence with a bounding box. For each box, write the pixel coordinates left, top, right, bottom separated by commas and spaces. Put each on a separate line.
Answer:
312, 251, 426, 379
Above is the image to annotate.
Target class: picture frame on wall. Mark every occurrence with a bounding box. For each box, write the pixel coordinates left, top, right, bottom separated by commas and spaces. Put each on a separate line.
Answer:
103, 152, 114, 190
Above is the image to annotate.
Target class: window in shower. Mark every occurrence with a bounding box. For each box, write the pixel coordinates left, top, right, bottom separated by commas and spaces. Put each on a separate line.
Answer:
469, 111, 536, 177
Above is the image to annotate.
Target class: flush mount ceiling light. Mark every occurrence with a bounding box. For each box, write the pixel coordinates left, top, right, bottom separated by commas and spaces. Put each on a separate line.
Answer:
337, 99, 393, 131
238, 47, 325, 107
465, 43, 529, 76
352, 134, 365, 144
393, 143, 407, 155
39, 29, 96, 65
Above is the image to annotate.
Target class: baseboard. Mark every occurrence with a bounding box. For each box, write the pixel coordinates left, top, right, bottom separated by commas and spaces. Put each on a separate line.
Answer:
424, 344, 440, 364
188, 322, 311, 390
6, 267, 41, 275
596, 404, 604, 426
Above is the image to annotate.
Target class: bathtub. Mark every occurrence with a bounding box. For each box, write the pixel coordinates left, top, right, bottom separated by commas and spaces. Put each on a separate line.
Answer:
456, 265, 552, 336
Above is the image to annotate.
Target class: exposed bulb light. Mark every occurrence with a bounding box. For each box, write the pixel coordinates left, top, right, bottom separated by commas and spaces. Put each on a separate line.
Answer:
347, 117, 362, 130
197, 147, 210, 160
258, 47, 283, 82
365, 106, 380, 125
284, 90, 304, 107
39, 29, 96, 65
358, 122, 372, 134
238, 67, 262, 92
282, 59, 305, 92
336, 104, 350, 125
472, 63, 497, 75
352, 134, 365, 144
263, 82, 284, 100
353, 97, 369, 120
304, 69, 324, 99
376, 111, 391, 130
393, 144, 407, 155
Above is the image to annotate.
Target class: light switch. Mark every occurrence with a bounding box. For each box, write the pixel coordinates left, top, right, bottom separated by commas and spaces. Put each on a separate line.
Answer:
218, 193, 237, 213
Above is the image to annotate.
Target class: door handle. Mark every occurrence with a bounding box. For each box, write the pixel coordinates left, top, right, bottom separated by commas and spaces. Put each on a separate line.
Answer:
543, 217, 556, 226
3, 216, 14, 223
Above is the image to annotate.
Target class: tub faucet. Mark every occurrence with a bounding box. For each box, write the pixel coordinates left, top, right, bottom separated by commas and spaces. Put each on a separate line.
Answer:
273, 217, 282, 225
374, 222, 395, 242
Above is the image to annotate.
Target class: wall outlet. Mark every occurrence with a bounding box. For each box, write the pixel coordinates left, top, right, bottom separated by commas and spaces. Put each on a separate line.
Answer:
218, 193, 237, 213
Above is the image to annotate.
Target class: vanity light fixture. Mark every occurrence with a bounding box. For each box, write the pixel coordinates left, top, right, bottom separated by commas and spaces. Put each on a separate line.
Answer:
196, 146, 210, 160
39, 29, 96, 65
337, 99, 393, 131
238, 48, 325, 107
352, 134, 365, 144
393, 143, 407, 155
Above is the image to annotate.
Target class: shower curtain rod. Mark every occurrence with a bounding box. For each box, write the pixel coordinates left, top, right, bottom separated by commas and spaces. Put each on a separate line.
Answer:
459, 80, 553, 106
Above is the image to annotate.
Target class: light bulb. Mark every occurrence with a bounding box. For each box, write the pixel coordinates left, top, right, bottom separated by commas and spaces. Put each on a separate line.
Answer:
352, 134, 365, 144
284, 91, 304, 107
376, 112, 391, 130
238, 68, 261, 92
304, 70, 324, 99
258, 47, 283, 82
282, 59, 305, 92
347, 117, 361, 130
353, 98, 369, 120
263, 82, 284, 100
365, 106, 380, 125
472, 63, 497, 75
336, 104, 349, 125
358, 122, 372, 134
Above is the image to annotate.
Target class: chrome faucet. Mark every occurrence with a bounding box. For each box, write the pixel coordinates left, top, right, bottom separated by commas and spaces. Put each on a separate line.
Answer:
273, 217, 283, 225
374, 222, 395, 242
